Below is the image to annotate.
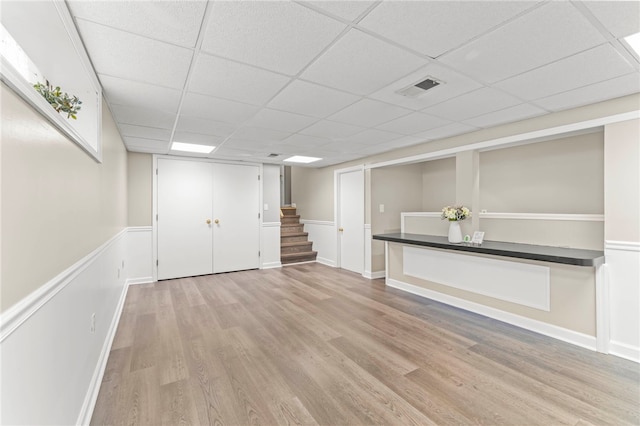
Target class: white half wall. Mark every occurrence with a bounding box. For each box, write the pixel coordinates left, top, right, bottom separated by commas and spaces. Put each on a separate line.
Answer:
606, 241, 640, 362
126, 226, 153, 285
301, 219, 336, 267
0, 229, 130, 425
261, 222, 282, 269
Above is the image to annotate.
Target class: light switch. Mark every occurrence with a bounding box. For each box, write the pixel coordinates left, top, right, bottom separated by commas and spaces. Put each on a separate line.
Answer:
264, 203, 269, 211
379, 204, 385, 213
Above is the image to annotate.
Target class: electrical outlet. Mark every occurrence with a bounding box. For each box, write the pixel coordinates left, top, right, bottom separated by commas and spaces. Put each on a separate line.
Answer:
379, 204, 385, 213
91, 313, 96, 333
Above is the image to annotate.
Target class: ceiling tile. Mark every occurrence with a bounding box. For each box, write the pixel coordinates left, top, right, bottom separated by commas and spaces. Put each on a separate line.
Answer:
111, 104, 176, 130
181, 92, 261, 124
299, 120, 365, 139
534, 72, 640, 111
342, 128, 404, 145
495, 44, 635, 101
583, 1, 640, 38
463, 103, 547, 128
223, 138, 275, 151
440, 2, 607, 84
300, 29, 427, 95
123, 136, 170, 151
200, 1, 346, 75
327, 99, 412, 128
320, 140, 369, 153
231, 127, 292, 142
263, 142, 312, 154
212, 146, 258, 159
67, 0, 207, 48
175, 116, 238, 138
383, 135, 429, 150
358, 1, 540, 57
368, 63, 483, 110
75, 19, 192, 89
268, 80, 360, 118
188, 54, 291, 106
172, 132, 223, 146
245, 108, 318, 133
422, 88, 521, 121
118, 124, 171, 141
304, 1, 377, 21
99, 74, 182, 114
376, 112, 451, 135
414, 123, 479, 141
280, 133, 334, 149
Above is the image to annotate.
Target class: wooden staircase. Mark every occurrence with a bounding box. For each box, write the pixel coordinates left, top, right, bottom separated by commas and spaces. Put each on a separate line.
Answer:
280, 207, 317, 264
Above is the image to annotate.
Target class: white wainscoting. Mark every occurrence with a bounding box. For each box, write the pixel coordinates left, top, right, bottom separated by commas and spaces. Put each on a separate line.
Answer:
403, 246, 551, 311
261, 222, 282, 269
363, 224, 385, 279
0, 228, 130, 426
301, 219, 336, 267
126, 226, 153, 285
605, 240, 640, 362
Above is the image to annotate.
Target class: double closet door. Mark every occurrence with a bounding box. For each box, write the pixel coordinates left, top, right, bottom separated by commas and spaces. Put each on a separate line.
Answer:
157, 158, 260, 280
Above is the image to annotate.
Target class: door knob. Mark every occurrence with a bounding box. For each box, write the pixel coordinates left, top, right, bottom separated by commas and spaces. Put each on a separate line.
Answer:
206, 219, 211, 224
339, 227, 344, 232
214, 219, 220, 224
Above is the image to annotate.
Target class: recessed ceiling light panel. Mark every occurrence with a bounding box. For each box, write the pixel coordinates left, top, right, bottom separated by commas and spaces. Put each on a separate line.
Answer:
171, 142, 215, 153
283, 155, 321, 163
624, 32, 640, 58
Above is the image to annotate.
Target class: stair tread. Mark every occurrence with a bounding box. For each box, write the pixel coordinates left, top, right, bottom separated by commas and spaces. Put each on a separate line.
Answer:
281, 241, 312, 247
281, 231, 308, 236
281, 251, 317, 259
281, 223, 302, 227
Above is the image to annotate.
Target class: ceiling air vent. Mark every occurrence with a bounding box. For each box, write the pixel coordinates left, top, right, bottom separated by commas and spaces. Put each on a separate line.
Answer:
395, 76, 443, 98
268, 153, 280, 157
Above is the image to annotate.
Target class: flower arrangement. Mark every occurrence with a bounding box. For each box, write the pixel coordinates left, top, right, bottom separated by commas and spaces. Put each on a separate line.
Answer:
33, 80, 82, 119
441, 205, 471, 221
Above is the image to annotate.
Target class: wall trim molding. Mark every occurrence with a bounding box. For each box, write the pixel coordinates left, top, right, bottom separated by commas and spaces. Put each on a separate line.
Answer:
300, 219, 335, 226
605, 240, 640, 251
127, 225, 153, 232
386, 277, 597, 351
77, 281, 130, 425
479, 212, 604, 221
0, 228, 128, 343
316, 257, 336, 267
126, 277, 154, 286
609, 340, 640, 363
363, 271, 385, 280
262, 222, 281, 228
261, 261, 282, 269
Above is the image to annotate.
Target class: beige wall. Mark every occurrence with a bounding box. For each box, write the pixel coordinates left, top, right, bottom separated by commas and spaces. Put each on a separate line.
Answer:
480, 131, 604, 214
127, 152, 152, 226
604, 119, 640, 242
421, 157, 456, 211
371, 164, 423, 271
1, 84, 128, 312
291, 166, 334, 221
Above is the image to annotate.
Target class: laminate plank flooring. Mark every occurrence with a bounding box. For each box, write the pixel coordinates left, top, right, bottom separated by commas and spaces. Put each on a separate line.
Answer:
91, 263, 640, 425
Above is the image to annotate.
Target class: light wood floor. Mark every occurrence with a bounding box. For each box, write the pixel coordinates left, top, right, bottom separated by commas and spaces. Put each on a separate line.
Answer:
91, 263, 639, 425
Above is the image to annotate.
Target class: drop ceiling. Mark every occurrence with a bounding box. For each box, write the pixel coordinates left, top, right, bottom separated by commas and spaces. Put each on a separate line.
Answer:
65, 0, 640, 167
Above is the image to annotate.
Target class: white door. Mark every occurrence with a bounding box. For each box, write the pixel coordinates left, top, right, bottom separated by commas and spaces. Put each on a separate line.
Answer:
338, 169, 364, 274
157, 159, 213, 280
212, 163, 260, 273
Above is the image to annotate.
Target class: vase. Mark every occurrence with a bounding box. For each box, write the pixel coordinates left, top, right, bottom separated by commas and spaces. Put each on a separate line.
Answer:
448, 220, 462, 243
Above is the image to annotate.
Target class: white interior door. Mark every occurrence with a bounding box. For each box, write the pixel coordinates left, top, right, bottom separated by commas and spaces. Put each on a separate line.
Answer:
157, 159, 213, 280
212, 163, 260, 273
338, 169, 364, 274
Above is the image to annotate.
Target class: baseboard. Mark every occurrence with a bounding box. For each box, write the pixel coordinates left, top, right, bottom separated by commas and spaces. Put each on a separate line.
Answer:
386, 278, 597, 351
363, 270, 385, 279
261, 261, 282, 269
125, 277, 154, 285
77, 282, 130, 425
316, 257, 336, 267
609, 340, 640, 363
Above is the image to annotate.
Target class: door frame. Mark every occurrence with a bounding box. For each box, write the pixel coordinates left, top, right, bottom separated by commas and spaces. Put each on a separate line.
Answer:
334, 165, 365, 274
152, 155, 263, 282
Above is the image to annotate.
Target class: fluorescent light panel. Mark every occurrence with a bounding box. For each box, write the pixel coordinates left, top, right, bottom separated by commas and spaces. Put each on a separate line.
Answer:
624, 32, 640, 56
171, 141, 214, 153
283, 155, 322, 164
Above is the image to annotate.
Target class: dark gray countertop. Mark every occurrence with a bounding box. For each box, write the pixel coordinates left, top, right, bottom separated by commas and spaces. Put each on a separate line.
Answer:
372, 233, 604, 267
